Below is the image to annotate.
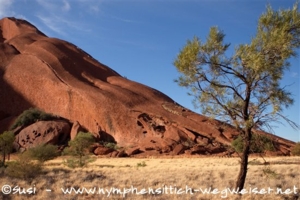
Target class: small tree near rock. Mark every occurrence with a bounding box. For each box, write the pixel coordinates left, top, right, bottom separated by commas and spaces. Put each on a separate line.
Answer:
173, 3, 300, 191
63, 131, 95, 167
0, 131, 15, 166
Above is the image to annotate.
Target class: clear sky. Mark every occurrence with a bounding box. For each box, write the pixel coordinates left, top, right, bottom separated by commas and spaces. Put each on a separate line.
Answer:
1, 0, 299, 142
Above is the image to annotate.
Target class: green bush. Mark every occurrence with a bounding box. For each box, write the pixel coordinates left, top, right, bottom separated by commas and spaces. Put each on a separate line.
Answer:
63, 132, 95, 168
63, 157, 96, 168
10, 108, 57, 130
136, 161, 147, 168
291, 142, 300, 156
101, 141, 119, 150
232, 133, 275, 153
26, 144, 59, 162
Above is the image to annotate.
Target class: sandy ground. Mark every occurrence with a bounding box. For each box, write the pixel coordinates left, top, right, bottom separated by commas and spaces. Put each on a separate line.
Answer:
0, 156, 299, 200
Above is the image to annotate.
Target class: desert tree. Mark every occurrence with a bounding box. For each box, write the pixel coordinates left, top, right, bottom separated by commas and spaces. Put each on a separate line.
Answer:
173, 3, 300, 191
63, 131, 95, 167
0, 131, 15, 166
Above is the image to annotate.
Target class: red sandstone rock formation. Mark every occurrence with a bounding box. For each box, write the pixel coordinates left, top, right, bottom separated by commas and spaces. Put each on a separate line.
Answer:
15, 120, 70, 149
0, 17, 296, 156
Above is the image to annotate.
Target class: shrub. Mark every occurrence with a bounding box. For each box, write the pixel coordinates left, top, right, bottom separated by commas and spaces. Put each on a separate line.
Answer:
63, 158, 81, 168
0, 131, 15, 166
5, 160, 42, 180
232, 133, 275, 153
63, 132, 95, 168
10, 108, 57, 130
101, 141, 119, 150
63, 157, 95, 168
137, 161, 147, 167
291, 142, 300, 156
26, 144, 60, 162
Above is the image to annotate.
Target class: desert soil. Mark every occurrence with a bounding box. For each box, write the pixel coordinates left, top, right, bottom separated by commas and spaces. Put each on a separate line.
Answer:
0, 156, 299, 200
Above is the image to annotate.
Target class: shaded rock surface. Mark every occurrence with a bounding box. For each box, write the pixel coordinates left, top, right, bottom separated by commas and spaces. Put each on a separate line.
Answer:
15, 120, 71, 149
93, 146, 114, 155
0, 17, 296, 156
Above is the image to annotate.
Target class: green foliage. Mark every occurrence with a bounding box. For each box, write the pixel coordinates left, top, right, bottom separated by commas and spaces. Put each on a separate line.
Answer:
174, 5, 299, 190
63, 158, 82, 168
101, 141, 119, 150
231, 136, 244, 153
26, 144, 59, 162
63, 157, 95, 168
232, 134, 275, 153
63, 132, 95, 168
291, 142, 300, 156
173, 3, 300, 131
0, 131, 15, 166
10, 108, 57, 130
136, 161, 147, 167
65, 132, 95, 157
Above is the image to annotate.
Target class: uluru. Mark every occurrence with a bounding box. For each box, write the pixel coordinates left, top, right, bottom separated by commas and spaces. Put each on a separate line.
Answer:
0, 17, 296, 157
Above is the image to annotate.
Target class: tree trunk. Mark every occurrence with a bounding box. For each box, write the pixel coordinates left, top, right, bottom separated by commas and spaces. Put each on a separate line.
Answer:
1, 151, 5, 166
235, 128, 252, 191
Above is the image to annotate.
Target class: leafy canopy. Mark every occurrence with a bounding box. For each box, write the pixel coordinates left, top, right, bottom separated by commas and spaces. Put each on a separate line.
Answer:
0, 131, 15, 153
174, 3, 300, 132
232, 133, 275, 153
0, 131, 15, 166
63, 131, 95, 168
66, 132, 95, 157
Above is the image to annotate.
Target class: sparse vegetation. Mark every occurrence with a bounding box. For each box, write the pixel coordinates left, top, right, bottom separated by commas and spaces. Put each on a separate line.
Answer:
63, 157, 96, 169
262, 166, 280, 179
0, 157, 298, 200
291, 142, 300, 156
162, 104, 181, 115
10, 108, 57, 130
137, 161, 147, 167
26, 143, 60, 162
5, 153, 42, 180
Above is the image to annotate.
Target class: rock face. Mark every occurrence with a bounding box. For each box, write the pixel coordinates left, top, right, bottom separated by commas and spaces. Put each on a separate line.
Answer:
0, 17, 296, 156
93, 146, 114, 156
15, 120, 71, 149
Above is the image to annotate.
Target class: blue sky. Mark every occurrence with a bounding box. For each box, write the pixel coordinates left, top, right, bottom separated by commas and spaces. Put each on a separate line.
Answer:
1, 0, 299, 142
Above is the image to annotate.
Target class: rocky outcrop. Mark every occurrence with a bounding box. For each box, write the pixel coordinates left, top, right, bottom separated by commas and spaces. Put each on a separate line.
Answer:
70, 121, 85, 140
93, 146, 114, 155
0, 17, 296, 156
14, 120, 71, 149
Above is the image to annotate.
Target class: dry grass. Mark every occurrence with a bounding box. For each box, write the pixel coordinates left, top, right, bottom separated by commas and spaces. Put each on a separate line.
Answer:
0, 156, 299, 200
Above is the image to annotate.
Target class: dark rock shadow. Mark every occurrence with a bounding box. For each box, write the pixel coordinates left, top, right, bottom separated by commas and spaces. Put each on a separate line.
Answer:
99, 130, 116, 143
0, 67, 33, 132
